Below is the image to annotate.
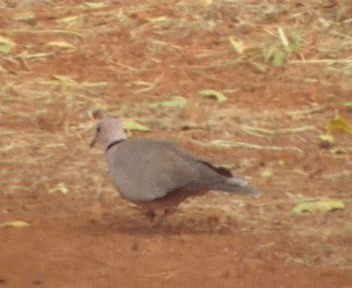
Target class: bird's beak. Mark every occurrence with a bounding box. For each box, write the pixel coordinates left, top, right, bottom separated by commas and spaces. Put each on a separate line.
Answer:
89, 133, 98, 148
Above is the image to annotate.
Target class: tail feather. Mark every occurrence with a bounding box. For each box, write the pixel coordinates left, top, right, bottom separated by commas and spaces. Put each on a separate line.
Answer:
209, 177, 260, 196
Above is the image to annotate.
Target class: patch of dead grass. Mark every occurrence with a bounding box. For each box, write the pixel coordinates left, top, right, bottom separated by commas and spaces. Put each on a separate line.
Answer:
0, 0, 351, 271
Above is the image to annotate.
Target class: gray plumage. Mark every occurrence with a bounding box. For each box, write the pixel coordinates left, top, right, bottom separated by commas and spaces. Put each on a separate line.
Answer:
90, 112, 259, 220
106, 139, 257, 202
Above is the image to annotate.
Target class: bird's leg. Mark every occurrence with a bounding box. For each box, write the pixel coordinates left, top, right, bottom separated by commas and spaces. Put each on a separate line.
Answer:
145, 207, 178, 228
143, 209, 165, 227
151, 208, 178, 227
151, 210, 167, 227
164, 207, 177, 216
145, 209, 157, 220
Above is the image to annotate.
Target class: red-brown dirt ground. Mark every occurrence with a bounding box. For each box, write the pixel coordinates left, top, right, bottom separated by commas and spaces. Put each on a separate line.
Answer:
1, 1, 352, 287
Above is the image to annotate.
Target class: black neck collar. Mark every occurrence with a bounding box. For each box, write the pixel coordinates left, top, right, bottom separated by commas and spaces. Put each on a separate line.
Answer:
106, 139, 126, 152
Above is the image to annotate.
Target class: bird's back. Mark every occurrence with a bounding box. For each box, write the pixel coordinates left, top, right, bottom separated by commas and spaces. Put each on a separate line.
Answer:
106, 139, 209, 201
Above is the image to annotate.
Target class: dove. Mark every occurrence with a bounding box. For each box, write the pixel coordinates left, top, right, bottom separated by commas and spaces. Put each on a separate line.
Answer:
90, 111, 259, 225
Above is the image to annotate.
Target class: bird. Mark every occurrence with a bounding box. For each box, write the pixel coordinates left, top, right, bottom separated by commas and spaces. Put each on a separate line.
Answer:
89, 110, 259, 226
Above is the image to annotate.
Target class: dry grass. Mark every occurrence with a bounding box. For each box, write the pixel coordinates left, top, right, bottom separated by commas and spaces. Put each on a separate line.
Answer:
1, 0, 352, 270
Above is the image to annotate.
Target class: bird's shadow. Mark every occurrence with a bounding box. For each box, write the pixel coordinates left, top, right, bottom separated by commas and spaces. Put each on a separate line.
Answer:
82, 208, 237, 236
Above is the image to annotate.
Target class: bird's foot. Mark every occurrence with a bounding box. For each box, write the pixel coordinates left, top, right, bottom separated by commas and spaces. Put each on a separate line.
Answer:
145, 208, 177, 228
164, 207, 177, 216
145, 209, 157, 220
150, 211, 166, 228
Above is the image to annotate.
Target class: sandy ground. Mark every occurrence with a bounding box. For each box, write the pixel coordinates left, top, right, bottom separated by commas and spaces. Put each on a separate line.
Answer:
1, 1, 352, 287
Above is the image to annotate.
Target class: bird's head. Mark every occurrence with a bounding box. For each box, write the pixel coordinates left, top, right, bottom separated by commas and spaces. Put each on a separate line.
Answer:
89, 110, 127, 149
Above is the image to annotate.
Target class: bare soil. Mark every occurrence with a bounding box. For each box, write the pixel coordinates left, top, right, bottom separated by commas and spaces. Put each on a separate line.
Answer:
1, 1, 352, 287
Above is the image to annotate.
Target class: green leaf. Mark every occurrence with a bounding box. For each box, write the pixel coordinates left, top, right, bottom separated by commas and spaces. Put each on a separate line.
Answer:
0, 221, 30, 228
229, 36, 245, 54
327, 116, 352, 136
220, 163, 237, 170
46, 41, 75, 50
48, 182, 69, 195
293, 200, 345, 214
272, 50, 286, 67
198, 89, 228, 103
319, 134, 335, 149
53, 75, 77, 84
261, 169, 273, 178
0, 36, 15, 54
57, 16, 80, 25
123, 120, 150, 132
150, 16, 171, 23
149, 16, 174, 28
83, 2, 106, 9
149, 16, 175, 30
249, 61, 267, 73
150, 96, 188, 109
345, 102, 352, 112
287, 33, 302, 53
263, 46, 276, 64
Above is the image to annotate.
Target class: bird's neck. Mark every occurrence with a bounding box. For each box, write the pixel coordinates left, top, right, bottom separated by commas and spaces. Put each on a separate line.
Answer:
104, 130, 127, 152
105, 138, 126, 153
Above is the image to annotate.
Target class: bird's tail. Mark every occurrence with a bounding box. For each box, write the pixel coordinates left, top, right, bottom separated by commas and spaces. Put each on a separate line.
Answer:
209, 177, 260, 196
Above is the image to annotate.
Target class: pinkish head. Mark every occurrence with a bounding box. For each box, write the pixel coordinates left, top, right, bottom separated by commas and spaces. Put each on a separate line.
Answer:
89, 111, 127, 149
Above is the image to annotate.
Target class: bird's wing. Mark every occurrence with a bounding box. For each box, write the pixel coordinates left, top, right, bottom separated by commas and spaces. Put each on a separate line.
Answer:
107, 140, 203, 201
